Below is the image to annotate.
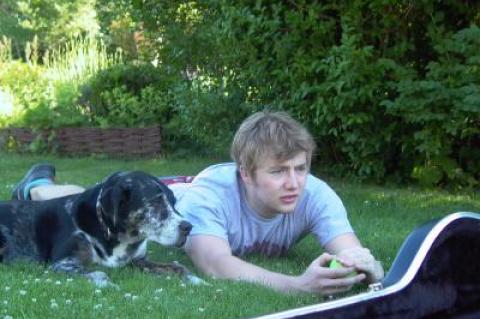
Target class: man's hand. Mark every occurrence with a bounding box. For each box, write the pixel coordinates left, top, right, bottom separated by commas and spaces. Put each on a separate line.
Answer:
294, 253, 366, 295
186, 235, 365, 295
337, 247, 384, 283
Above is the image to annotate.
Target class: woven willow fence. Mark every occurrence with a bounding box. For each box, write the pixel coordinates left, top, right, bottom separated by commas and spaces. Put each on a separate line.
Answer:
0, 127, 162, 157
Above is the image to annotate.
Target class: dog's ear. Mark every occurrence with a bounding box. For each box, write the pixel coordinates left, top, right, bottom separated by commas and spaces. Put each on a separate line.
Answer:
100, 183, 131, 231
111, 183, 131, 229
156, 179, 176, 206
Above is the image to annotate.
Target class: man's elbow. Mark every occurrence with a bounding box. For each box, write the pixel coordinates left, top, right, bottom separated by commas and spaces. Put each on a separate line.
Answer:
187, 250, 232, 279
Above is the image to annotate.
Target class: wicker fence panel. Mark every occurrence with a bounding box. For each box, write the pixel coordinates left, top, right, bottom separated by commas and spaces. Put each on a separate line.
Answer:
0, 127, 162, 157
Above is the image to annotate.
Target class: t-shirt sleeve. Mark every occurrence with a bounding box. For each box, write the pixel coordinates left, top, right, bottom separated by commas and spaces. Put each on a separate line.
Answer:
173, 184, 229, 241
306, 179, 354, 246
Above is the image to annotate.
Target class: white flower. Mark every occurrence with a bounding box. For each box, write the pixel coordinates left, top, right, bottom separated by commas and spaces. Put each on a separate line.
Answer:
124, 293, 132, 299
94, 304, 103, 310
19, 290, 27, 295
50, 302, 58, 309
198, 307, 205, 312
94, 289, 102, 294
66, 278, 73, 283
55, 281, 61, 285
65, 299, 72, 305
23, 280, 28, 285
131, 295, 139, 301
31, 298, 37, 303
154, 288, 163, 294
4, 287, 10, 291
154, 296, 159, 301
34, 278, 41, 283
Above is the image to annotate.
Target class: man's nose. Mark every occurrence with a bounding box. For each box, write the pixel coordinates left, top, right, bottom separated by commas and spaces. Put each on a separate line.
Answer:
285, 170, 299, 189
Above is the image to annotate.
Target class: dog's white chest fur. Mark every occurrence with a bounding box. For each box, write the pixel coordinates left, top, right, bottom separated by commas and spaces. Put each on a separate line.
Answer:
78, 230, 147, 267
105, 240, 147, 267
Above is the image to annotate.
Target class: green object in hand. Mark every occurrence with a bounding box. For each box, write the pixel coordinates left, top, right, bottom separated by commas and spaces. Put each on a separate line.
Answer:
329, 258, 342, 269
329, 258, 357, 277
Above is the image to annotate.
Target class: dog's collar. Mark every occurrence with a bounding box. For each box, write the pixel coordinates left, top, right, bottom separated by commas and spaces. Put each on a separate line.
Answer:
96, 188, 112, 239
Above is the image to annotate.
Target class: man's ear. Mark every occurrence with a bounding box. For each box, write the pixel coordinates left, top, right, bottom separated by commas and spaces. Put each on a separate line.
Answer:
239, 165, 253, 185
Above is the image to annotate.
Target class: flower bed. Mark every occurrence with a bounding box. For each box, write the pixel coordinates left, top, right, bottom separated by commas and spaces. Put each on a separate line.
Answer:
0, 127, 162, 157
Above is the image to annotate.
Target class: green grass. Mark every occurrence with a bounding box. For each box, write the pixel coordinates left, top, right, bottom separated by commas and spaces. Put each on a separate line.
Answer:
0, 153, 479, 318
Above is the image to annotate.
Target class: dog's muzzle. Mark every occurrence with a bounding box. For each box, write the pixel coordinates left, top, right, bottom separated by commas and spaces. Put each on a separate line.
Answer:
179, 221, 192, 236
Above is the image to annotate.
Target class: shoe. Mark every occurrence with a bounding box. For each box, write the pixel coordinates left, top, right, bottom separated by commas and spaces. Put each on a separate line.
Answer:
11, 164, 56, 200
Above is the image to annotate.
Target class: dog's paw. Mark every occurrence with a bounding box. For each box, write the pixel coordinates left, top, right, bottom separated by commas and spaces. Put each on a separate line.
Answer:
185, 274, 210, 286
85, 271, 120, 290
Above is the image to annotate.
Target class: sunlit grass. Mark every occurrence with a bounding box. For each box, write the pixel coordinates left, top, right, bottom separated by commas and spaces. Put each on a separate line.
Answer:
43, 35, 122, 83
0, 36, 13, 64
0, 153, 479, 318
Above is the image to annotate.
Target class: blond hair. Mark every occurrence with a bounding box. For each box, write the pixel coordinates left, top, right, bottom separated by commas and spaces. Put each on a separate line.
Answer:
230, 111, 316, 176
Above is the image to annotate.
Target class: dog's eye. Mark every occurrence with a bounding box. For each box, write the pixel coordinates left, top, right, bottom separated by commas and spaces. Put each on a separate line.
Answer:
143, 194, 162, 206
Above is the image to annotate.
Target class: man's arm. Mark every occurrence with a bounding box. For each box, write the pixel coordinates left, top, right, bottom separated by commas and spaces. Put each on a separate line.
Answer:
185, 234, 365, 294
324, 233, 384, 283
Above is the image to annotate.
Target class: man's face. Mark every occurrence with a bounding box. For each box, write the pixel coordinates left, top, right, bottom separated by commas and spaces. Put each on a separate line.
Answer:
240, 152, 308, 219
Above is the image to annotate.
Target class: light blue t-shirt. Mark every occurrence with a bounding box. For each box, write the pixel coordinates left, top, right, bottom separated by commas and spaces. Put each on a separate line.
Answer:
171, 163, 353, 257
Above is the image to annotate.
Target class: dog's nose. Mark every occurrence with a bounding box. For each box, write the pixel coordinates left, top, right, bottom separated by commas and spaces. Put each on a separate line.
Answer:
179, 221, 192, 235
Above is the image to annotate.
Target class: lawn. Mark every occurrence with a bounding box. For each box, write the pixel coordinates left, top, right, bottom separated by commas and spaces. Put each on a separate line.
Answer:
0, 153, 479, 319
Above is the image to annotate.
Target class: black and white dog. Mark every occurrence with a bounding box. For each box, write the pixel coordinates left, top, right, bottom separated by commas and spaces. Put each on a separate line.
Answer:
0, 171, 202, 287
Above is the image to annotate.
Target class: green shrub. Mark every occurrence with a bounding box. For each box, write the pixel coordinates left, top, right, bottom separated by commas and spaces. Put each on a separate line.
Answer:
295, 22, 407, 180
130, 1, 479, 187
79, 63, 179, 128
383, 25, 480, 188
171, 75, 253, 155
0, 61, 49, 127
0, 35, 121, 130
0, 61, 89, 129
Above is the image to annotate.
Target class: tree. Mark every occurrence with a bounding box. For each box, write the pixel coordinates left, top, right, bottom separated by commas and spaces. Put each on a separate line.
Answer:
1, 0, 99, 58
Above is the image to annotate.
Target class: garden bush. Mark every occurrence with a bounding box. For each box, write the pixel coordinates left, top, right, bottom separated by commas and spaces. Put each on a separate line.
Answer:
0, 61, 87, 129
383, 25, 480, 188
125, 1, 479, 187
79, 63, 178, 128
2, 1, 480, 187
170, 75, 253, 155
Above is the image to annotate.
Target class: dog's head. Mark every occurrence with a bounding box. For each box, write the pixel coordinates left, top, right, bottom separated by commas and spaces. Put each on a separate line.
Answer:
96, 171, 192, 247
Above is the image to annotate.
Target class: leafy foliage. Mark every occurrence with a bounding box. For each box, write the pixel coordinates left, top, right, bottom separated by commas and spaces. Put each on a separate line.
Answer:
1, 0, 99, 57
2, 0, 480, 187
122, 0, 480, 187
78, 63, 178, 128
384, 25, 480, 188
0, 61, 87, 129
0, 36, 121, 130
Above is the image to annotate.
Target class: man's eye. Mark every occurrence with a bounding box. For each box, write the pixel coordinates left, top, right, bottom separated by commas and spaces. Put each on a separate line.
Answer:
270, 169, 282, 174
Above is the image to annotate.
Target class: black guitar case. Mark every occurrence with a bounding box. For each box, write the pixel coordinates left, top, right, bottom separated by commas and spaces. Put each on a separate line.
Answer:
255, 212, 480, 319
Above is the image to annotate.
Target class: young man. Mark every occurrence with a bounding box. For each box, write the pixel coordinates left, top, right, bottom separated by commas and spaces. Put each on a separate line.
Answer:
11, 111, 383, 295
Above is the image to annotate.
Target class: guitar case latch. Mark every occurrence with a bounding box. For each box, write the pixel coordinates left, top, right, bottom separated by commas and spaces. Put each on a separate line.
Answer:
368, 282, 384, 292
